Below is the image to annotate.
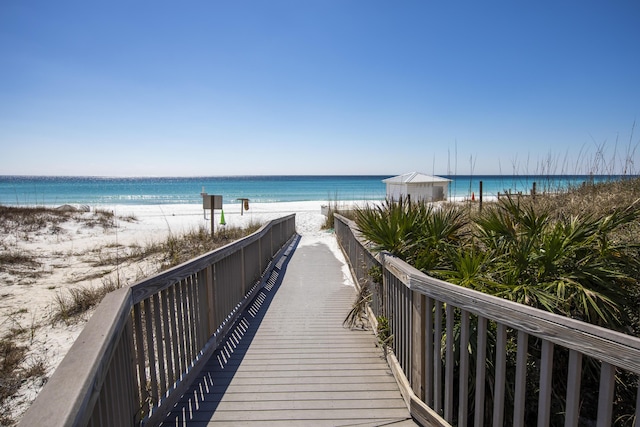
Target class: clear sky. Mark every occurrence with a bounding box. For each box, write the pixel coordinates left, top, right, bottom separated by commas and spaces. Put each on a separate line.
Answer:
1, 1, 639, 177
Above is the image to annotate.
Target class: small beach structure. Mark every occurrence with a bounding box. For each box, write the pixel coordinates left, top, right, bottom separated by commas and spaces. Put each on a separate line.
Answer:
383, 171, 451, 202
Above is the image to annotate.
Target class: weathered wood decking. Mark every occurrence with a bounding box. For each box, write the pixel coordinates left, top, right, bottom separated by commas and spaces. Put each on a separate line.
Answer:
160, 235, 417, 426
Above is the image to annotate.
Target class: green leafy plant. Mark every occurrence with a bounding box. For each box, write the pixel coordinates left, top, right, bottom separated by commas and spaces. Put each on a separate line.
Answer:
376, 315, 392, 348
471, 196, 639, 328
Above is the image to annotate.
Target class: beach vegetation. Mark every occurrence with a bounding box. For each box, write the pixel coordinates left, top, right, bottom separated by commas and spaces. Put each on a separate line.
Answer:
354, 199, 471, 274
352, 177, 640, 426
0, 332, 47, 426
375, 315, 392, 349
343, 278, 371, 330
321, 196, 357, 230
344, 265, 383, 331
0, 205, 136, 238
0, 250, 41, 274
52, 280, 124, 325
354, 183, 640, 331
160, 222, 263, 269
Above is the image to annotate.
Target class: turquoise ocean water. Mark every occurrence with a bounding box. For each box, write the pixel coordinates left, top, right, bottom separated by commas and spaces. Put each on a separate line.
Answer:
0, 175, 632, 206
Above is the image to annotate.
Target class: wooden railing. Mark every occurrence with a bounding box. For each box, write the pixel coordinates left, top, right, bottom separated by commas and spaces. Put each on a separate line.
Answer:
19, 214, 296, 427
335, 214, 640, 427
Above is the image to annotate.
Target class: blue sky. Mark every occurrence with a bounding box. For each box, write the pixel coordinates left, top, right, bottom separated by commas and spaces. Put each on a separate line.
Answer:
1, 1, 639, 176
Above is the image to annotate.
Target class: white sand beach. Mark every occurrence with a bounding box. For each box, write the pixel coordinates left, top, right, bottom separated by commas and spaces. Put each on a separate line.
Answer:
2, 200, 367, 422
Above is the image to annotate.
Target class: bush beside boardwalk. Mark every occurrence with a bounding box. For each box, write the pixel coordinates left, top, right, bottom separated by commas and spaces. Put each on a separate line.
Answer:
353, 177, 640, 426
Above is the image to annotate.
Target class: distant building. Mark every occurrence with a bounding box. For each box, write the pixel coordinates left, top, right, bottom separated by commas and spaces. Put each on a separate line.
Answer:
383, 172, 451, 202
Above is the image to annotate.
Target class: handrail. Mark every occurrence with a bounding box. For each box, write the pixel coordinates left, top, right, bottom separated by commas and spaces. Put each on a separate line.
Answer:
335, 214, 640, 427
19, 214, 296, 427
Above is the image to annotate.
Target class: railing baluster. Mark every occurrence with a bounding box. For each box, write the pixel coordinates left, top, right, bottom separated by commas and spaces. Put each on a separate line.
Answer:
565, 350, 582, 427
596, 362, 615, 427
475, 315, 487, 427
425, 296, 434, 407
133, 303, 147, 416
181, 278, 192, 365
104, 351, 116, 427
514, 330, 529, 427
634, 380, 640, 427
115, 331, 131, 425
445, 303, 454, 423
197, 269, 209, 349
204, 265, 216, 336
143, 298, 159, 406
412, 291, 426, 400
112, 338, 123, 424
538, 340, 555, 427
493, 323, 507, 427
174, 279, 186, 376
187, 275, 199, 361
458, 309, 470, 427
124, 317, 139, 425
389, 276, 397, 358
180, 278, 193, 365
404, 284, 411, 380
434, 300, 443, 415
152, 293, 167, 398
160, 288, 174, 387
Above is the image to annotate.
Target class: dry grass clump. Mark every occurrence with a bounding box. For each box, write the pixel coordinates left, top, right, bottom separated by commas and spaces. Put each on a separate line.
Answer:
52, 280, 124, 325
321, 199, 357, 230
0, 251, 41, 277
88, 242, 158, 268
0, 205, 136, 244
0, 205, 136, 249
161, 221, 263, 269
0, 333, 47, 426
525, 176, 640, 218
0, 205, 73, 235
505, 177, 640, 254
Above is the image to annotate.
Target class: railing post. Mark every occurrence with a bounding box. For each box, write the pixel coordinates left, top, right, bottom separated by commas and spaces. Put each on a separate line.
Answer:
411, 291, 426, 400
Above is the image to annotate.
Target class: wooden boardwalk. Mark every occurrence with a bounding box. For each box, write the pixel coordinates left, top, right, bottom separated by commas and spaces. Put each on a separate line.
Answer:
160, 235, 418, 426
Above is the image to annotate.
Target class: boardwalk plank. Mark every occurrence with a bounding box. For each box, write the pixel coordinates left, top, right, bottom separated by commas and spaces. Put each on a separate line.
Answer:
177, 408, 412, 422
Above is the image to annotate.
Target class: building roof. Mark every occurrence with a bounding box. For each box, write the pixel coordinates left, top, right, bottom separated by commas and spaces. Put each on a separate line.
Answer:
382, 172, 451, 184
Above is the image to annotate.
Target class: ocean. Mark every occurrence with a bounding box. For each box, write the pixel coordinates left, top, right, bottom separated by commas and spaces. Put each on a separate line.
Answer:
0, 175, 632, 207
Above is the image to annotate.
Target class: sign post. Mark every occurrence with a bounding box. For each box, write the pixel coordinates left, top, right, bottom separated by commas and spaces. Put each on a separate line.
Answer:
202, 193, 223, 236
237, 198, 250, 216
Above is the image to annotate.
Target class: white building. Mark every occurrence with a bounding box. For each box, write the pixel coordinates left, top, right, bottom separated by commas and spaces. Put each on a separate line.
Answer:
383, 172, 451, 202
